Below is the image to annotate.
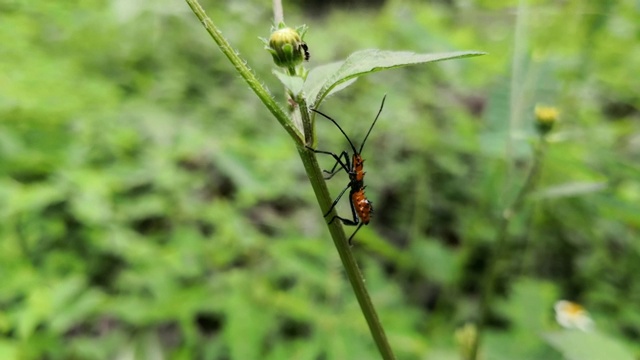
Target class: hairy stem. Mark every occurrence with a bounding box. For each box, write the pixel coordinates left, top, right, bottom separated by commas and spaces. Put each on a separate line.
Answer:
297, 145, 396, 360
185, 1, 394, 358
184, 0, 303, 144
297, 96, 314, 147
272, 0, 284, 24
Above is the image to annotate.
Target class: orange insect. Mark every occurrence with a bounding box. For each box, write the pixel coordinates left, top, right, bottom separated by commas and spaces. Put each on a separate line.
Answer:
308, 95, 387, 245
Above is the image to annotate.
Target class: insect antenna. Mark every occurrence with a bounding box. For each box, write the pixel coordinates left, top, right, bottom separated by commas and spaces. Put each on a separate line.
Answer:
358, 94, 386, 154
312, 94, 387, 156
312, 109, 358, 155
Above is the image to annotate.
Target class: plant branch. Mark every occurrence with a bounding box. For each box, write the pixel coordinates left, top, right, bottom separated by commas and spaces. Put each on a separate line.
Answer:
297, 95, 314, 146
296, 145, 396, 360
469, 136, 547, 360
295, 88, 393, 358
184, 0, 303, 144
272, 0, 284, 24
289, 32, 393, 360
185, 1, 394, 357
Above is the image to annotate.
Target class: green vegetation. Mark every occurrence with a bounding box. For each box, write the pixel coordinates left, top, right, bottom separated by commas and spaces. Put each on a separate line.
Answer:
1, 0, 638, 359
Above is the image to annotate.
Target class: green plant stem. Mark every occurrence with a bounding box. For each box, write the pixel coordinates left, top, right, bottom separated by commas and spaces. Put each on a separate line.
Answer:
469, 137, 547, 360
185, 1, 394, 358
272, 0, 284, 24
297, 145, 396, 360
184, 0, 303, 145
295, 81, 393, 359
297, 95, 314, 146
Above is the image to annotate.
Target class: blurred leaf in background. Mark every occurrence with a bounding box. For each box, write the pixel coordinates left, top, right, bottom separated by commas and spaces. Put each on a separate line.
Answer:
1, 0, 639, 359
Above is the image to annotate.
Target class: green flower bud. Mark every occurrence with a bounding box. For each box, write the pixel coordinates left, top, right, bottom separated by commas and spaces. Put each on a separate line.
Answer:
263, 23, 309, 68
534, 105, 559, 135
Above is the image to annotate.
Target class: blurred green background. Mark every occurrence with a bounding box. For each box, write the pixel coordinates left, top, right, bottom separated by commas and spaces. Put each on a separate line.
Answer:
1, 0, 639, 359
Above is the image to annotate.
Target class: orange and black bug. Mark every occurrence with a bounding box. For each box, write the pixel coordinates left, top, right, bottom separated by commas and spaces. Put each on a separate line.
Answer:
308, 95, 386, 245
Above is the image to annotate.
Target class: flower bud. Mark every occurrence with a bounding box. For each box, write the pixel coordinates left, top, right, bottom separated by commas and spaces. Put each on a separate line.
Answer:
263, 23, 309, 68
534, 105, 559, 135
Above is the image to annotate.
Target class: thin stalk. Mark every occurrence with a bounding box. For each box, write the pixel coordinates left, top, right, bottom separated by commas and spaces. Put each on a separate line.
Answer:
295, 82, 393, 360
297, 95, 314, 146
502, 0, 529, 211
272, 0, 284, 24
469, 137, 547, 360
184, 1, 395, 358
468, 1, 531, 358
297, 145, 396, 360
184, 0, 303, 145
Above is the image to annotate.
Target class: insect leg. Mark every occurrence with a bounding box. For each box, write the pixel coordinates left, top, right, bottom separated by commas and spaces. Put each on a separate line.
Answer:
328, 215, 358, 226
344, 193, 362, 245
346, 223, 365, 245
324, 183, 351, 217
328, 192, 359, 225
328, 197, 362, 245
306, 146, 351, 177
322, 150, 350, 179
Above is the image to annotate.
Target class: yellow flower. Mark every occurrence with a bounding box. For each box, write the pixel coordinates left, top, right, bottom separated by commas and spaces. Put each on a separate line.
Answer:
554, 300, 594, 331
534, 105, 559, 135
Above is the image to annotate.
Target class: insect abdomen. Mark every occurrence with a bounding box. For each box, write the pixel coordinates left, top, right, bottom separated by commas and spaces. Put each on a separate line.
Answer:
352, 190, 373, 224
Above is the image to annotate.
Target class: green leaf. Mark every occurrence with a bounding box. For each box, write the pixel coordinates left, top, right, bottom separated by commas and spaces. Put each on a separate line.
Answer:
303, 61, 357, 106
543, 330, 635, 360
272, 69, 304, 96
304, 49, 485, 108
303, 61, 343, 104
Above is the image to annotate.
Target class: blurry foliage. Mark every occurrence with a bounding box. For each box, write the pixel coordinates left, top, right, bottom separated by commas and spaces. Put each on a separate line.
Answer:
0, 0, 639, 359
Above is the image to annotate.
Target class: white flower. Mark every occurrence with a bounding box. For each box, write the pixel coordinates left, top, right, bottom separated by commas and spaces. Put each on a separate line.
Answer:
554, 300, 594, 331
